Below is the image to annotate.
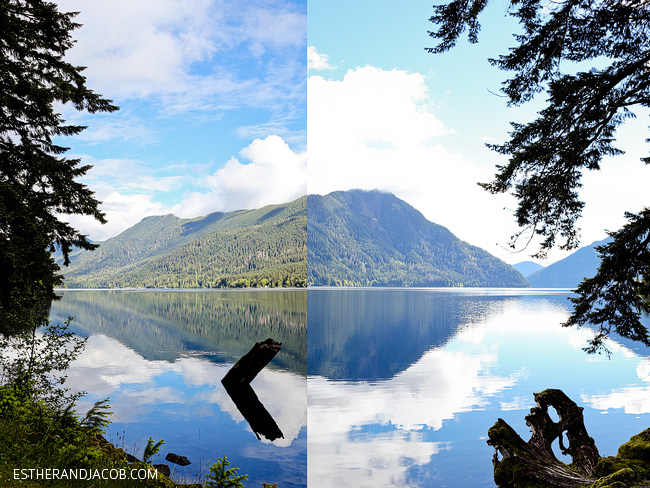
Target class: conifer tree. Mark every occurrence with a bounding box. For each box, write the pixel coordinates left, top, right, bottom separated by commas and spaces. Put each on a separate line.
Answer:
1, 0, 117, 331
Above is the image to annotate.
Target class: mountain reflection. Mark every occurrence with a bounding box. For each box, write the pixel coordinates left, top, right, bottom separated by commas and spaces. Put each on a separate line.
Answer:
308, 288, 571, 380
48, 290, 307, 486
50, 289, 307, 375
308, 289, 650, 488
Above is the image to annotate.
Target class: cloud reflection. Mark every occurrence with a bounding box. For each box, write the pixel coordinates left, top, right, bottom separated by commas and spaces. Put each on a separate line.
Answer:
308, 343, 517, 487
581, 358, 650, 414
65, 334, 306, 446
307, 294, 650, 487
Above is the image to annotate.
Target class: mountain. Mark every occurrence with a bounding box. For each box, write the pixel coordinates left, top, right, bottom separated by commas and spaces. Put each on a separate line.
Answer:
513, 260, 545, 277
59, 196, 307, 288
308, 189, 528, 287
526, 238, 610, 288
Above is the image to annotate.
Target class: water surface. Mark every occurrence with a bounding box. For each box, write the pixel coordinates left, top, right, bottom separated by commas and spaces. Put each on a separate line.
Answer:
308, 288, 650, 488
50, 289, 307, 487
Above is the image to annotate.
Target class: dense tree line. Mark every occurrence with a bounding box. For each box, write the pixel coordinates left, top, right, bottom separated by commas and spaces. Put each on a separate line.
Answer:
62, 199, 307, 289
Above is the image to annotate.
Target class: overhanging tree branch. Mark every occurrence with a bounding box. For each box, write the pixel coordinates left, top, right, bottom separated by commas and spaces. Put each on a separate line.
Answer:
428, 0, 650, 350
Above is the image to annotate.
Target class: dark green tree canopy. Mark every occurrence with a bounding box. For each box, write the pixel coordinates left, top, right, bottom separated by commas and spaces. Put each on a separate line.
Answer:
1, 0, 118, 329
427, 0, 650, 352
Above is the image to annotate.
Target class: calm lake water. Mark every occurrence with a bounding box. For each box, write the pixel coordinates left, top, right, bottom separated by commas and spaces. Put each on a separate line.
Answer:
49, 289, 307, 487
308, 288, 650, 488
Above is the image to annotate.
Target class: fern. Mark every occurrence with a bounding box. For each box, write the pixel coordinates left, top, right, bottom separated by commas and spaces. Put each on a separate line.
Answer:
80, 398, 112, 432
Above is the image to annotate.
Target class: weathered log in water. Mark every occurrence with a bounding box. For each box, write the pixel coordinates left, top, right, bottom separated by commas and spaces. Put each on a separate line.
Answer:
221, 338, 282, 388
488, 389, 650, 488
222, 338, 284, 441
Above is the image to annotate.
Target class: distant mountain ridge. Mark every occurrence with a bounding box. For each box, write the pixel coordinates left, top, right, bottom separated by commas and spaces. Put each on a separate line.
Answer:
513, 261, 545, 277
60, 196, 307, 288
526, 238, 610, 288
308, 189, 528, 287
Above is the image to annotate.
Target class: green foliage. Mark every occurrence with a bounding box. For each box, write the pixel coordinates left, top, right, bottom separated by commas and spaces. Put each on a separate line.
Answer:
143, 436, 165, 463
60, 196, 307, 289
0, 384, 175, 487
428, 0, 650, 350
80, 398, 113, 433
308, 190, 528, 287
0, 0, 118, 333
588, 429, 650, 487
205, 456, 248, 488
0, 320, 177, 487
0, 319, 87, 409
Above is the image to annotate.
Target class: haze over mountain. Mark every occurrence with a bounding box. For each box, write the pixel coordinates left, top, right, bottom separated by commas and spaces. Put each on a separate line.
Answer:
308, 190, 527, 287
59, 197, 307, 288
526, 238, 610, 288
513, 261, 545, 277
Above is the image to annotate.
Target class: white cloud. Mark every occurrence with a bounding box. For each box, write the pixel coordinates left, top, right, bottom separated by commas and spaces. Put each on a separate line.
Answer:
306, 294, 646, 487
173, 135, 306, 217
59, 134, 305, 241
580, 357, 650, 415
582, 386, 650, 415
56, 155, 186, 240
580, 152, 650, 244
56, 0, 306, 114
308, 64, 522, 262
75, 119, 158, 146
308, 46, 334, 71
307, 59, 650, 264
57, 0, 218, 98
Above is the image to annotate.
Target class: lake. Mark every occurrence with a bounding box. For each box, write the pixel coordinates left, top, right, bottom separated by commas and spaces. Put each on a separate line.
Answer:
308, 288, 650, 488
49, 289, 307, 487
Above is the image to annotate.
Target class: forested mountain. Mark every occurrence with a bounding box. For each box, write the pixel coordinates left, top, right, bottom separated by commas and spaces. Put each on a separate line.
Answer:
513, 261, 545, 277
526, 238, 610, 288
59, 197, 307, 288
308, 190, 528, 287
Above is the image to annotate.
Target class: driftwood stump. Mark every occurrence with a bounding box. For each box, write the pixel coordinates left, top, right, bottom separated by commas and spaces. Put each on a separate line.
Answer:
222, 338, 284, 441
488, 389, 599, 487
222, 338, 282, 388
488, 389, 650, 488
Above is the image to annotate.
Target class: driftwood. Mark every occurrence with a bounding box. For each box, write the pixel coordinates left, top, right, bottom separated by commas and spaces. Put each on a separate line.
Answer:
222, 338, 284, 441
222, 338, 282, 388
488, 389, 598, 487
488, 389, 650, 488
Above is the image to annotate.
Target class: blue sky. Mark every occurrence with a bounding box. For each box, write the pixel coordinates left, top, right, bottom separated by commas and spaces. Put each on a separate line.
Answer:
55, 0, 306, 241
53, 0, 650, 265
308, 0, 650, 264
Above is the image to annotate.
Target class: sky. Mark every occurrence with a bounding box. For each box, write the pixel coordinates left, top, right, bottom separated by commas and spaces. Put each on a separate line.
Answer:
54, 0, 307, 242
53, 0, 650, 265
307, 0, 650, 264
